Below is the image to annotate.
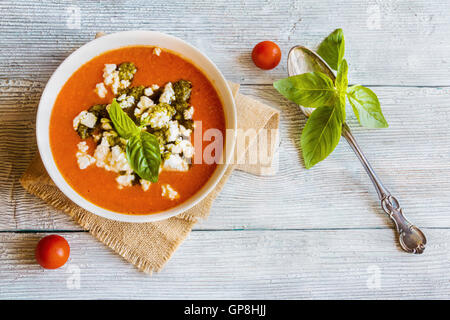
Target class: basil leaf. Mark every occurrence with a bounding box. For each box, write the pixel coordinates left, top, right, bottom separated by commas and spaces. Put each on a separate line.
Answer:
126, 131, 161, 182
301, 105, 342, 169
108, 99, 140, 139
336, 92, 346, 124
336, 59, 348, 93
347, 85, 388, 128
273, 72, 336, 108
335, 59, 348, 123
317, 28, 345, 70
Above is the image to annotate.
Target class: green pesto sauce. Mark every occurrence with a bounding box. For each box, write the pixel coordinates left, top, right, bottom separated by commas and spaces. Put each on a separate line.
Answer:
117, 62, 136, 81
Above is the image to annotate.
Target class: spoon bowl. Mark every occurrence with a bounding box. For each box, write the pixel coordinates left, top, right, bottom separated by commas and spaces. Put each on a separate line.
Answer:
287, 45, 335, 117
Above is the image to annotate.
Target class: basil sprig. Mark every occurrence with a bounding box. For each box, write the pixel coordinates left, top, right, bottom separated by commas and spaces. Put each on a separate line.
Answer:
274, 28, 388, 168
108, 99, 161, 182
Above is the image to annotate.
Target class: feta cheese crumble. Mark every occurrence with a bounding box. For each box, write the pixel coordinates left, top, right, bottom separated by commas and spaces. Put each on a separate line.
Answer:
153, 47, 162, 56
165, 120, 180, 142
118, 95, 135, 109
159, 82, 175, 104
103, 64, 117, 76
163, 154, 189, 172
183, 106, 194, 120
144, 106, 173, 129
93, 137, 132, 174
166, 140, 194, 158
143, 87, 154, 96
76, 142, 95, 169
73, 111, 97, 130
73, 111, 87, 130
179, 124, 192, 137
140, 179, 152, 191
80, 112, 97, 128
161, 184, 179, 200
116, 174, 135, 189
120, 79, 131, 89
180, 140, 195, 159
93, 137, 111, 169
103, 64, 118, 86
110, 145, 132, 172
95, 82, 108, 98
135, 96, 155, 116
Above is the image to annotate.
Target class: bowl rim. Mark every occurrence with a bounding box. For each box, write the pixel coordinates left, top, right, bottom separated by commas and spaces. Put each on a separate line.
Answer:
36, 30, 237, 223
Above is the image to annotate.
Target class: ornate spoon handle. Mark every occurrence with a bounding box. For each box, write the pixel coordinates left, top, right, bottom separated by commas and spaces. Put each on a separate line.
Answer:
342, 123, 427, 254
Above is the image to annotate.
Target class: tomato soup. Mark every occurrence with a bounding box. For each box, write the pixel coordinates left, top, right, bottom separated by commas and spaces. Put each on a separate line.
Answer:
49, 46, 225, 214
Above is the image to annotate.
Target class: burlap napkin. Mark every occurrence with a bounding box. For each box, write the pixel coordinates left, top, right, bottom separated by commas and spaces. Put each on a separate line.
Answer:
20, 80, 280, 273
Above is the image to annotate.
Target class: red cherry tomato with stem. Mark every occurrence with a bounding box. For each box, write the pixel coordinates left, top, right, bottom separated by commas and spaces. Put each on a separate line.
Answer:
252, 41, 282, 70
35, 235, 70, 269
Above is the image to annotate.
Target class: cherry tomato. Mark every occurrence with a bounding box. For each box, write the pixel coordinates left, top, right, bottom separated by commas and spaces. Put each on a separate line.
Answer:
35, 235, 70, 269
251, 41, 282, 70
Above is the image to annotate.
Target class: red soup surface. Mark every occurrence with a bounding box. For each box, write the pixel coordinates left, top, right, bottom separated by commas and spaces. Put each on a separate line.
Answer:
49, 46, 225, 214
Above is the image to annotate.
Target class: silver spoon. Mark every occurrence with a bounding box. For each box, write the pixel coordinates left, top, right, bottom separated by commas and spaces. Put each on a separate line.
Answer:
287, 45, 427, 254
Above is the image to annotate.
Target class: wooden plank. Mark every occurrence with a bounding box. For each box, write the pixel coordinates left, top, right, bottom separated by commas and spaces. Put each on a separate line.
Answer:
1, 83, 450, 230
0, 230, 448, 299
0, 0, 450, 86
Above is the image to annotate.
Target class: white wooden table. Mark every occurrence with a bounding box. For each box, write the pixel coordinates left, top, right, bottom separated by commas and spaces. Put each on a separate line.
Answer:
1, 0, 450, 299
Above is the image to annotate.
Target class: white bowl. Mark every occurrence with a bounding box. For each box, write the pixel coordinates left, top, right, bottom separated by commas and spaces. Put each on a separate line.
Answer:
36, 31, 237, 223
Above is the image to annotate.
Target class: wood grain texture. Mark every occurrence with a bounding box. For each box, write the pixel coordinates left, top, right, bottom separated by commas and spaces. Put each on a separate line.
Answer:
1, 0, 450, 86
1, 230, 449, 299
1, 0, 450, 299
